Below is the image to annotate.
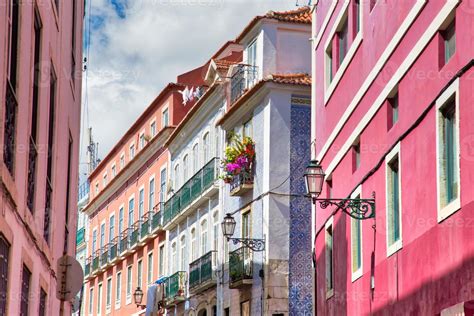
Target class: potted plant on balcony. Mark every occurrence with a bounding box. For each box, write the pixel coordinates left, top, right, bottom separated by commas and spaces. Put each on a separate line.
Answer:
221, 134, 255, 195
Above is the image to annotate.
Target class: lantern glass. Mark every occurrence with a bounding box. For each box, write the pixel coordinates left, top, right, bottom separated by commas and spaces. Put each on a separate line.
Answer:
304, 160, 325, 197
133, 287, 144, 305
221, 213, 236, 238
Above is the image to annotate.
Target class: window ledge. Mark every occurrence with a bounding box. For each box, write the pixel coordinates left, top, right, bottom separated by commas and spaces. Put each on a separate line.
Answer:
386, 239, 403, 257
325, 32, 363, 104
438, 198, 461, 223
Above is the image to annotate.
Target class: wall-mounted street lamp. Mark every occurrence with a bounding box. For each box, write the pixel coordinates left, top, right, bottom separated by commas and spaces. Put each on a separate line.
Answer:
133, 287, 146, 309
222, 214, 265, 251
304, 160, 375, 220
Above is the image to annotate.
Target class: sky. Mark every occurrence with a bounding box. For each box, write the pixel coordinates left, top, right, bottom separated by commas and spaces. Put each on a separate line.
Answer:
80, 0, 301, 174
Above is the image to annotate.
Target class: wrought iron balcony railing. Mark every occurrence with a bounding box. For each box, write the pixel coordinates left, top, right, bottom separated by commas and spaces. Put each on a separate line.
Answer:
229, 246, 253, 288
100, 244, 110, 267
165, 271, 187, 304
92, 251, 100, 273
84, 257, 91, 278
229, 171, 254, 196
163, 158, 219, 226
130, 221, 141, 248
189, 251, 217, 292
3, 80, 17, 176
120, 229, 131, 255
109, 238, 118, 262
230, 64, 259, 104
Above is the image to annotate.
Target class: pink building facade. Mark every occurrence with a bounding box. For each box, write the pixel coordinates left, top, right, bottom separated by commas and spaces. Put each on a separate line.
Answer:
0, 0, 84, 315
312, 0, 474, 314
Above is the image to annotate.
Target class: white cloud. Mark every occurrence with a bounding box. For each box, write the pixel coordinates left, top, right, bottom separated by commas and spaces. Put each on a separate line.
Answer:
80, 0, 296, 169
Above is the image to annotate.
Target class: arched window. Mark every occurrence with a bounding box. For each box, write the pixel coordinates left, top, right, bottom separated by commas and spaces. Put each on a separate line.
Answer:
180, 235, 186, 271
201, 220, 208, 255
203, 132, 210, 163
174, 164, 180, 190
193, 143, 199, 173
213, 212, 219, 266
171, 242, 177, 273
183, 154, 189, 182
191, 228, 197, 261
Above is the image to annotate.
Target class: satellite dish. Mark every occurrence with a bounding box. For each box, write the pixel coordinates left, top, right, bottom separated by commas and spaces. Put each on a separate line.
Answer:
56, 255, 84, 302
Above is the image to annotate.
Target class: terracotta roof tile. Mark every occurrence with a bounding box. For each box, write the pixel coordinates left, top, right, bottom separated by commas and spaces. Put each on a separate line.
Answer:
266, 73, 311, 86
266, 6, 312, 24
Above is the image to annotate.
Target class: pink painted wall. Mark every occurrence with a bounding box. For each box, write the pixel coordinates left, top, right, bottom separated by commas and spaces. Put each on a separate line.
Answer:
0, 0, 84, 315
313, 0, 474, 314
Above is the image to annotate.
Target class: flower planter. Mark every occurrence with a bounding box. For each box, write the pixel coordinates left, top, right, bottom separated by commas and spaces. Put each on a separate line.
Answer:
229, 172, 254, 196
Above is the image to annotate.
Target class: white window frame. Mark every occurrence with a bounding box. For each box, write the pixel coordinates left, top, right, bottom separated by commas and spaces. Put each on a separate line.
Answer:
385, 142, 403, 257
137, 259, 143, 289
436, 78, 461, 222
97, 282, 103, 315
120, 152, 125, 169
115, 271, 122, 310
158, 241, 166, 277
89, 286, 94, 316
129, 142, 135, 160
138, 185, 145, 219
126, 265, 133, 304
111, 163, 116, 178
147, 251, 154, 285
162, 107, 169, 127
139, 130, 146, 150
171, 241, 177, 274
179, 233, 187, 271
103, 172, 107, 187
200, 218, 208, 256
150, 118, 157, 137
105, 277, 112, 314
128, 194, 135, 229
350, 186, 363, 282
325, 216, 334, 299
149, 174, 156, 212
108, 212, 115, 243
190, 226, 197, 261
324, 0, 363, 103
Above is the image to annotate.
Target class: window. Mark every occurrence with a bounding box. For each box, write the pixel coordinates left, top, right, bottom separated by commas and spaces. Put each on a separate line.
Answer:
352, 141, 361, 172
353, 0, 361, 36
119, 207, 124, 234
129, 143, 135, 160
213, 212, 219, 266
103, 173, 107, 187
180, 235, 186, 270
89, 287, 94, 315
4, 0, 20, 176
147, 252, 154, 285
326, 45, 333, 86
39, 288, 47, 316
0, 236, 10, 315
160, 168, 167, 203
183, 155, 189, 181
386, 144, 402, 256
203, 132, 210, 163
137, 259, 143, 288
149, 178, 155, 211
174, 164, 181, 190
95, 182, 99, 194
442, 19, 456, 66
120, 154, 125, 168
126, 266, 132, 302
128, 198, 135, 228
193, 144, 200, 172
242, 211, 251, 239
116, 271, 122, 306
351, 190, 362, 280
201, 220, 208, 255
243, 120, 253, 138
109, 215, 115, 243
100, 223, 105, 250
436, 79, 460, 221
325, 218, 334, 297
111, 164, 116, 177
139, 188, 144, 220
151, 121, 157, 137
388, 92, 399, 130
191, 228, 197, 261
20, 265, 31, 315
106, 278, 112, 310
27, 10, 43, 214
326, 179, 333, 199
162, 108, 169, 127
247, 39, 257, 67
139, 133, 145, 149
225, 308, 230, 316
92, 229, 97, 254
97, 283, 102, 315
171, 242, 177, 273
159, 245, 165, 276
337, 18, 348, 67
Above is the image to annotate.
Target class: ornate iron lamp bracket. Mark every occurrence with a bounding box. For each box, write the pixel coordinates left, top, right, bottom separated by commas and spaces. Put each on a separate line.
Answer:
313, 192, 376, 220
227, 237, 265, 252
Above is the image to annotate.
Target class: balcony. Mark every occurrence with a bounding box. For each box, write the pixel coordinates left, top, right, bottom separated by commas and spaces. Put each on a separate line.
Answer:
91, 251, 100, 276
129, 222, 140, 251
163, 158, 219, 227
100, 244, 111, 270
108, 238, 119, 264
151, 206, 163, 233
84, 257, 92, 280
229, 172, 254, 196
119, 229, 132, 257
164, 271, 187, 307
229, 247, 253, 288
189, 251, 217, 294
3, 80, 17, 176
76, 227, 85, 246
230, 64, 259, 104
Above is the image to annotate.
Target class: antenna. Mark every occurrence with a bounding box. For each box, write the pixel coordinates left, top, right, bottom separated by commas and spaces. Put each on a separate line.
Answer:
86, 127, 100, 175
